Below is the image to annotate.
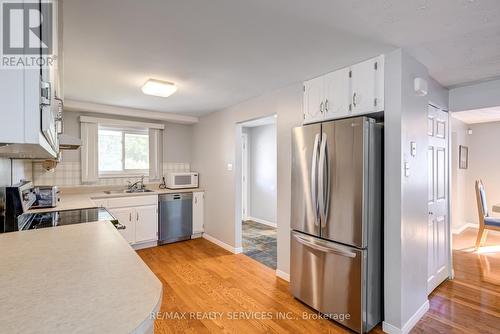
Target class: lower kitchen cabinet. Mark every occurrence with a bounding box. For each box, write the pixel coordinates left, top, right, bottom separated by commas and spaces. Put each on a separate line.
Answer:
99, 195, 158, 246
134, 205, 158, 243
109, 207, 136, 244
94, 192, 203, 244
192, 191, 204, 237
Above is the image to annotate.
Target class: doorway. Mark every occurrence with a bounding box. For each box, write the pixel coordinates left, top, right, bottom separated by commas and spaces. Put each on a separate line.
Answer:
449, 108, 500, 289
239, 115, 277, 269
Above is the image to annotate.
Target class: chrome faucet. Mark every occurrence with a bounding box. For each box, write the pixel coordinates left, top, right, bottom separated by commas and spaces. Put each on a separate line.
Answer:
127, 175, 145, 192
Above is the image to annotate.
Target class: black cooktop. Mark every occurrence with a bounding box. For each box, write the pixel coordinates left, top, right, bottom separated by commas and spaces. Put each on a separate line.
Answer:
17, 207, 115, 231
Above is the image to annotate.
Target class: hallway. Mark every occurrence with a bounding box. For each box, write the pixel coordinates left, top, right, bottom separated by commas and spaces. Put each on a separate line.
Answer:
242, 220, 277, 269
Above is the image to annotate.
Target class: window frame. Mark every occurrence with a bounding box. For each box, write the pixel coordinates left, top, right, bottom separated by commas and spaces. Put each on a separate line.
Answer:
97, 125, 150, 178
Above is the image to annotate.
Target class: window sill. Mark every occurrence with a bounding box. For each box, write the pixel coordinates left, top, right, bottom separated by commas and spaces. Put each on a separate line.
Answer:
98, 173, 149, 179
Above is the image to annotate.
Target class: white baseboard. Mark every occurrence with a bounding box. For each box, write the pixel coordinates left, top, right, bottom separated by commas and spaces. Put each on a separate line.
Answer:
203, 233, 243, 254
276, 269, 290, 282
246, 216, 277, 228
382, 300, 429, 334
452, 222, 478, 234
132, 240, 158, 250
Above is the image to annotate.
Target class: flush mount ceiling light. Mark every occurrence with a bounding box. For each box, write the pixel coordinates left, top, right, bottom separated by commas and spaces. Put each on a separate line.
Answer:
142, 79, 177, 97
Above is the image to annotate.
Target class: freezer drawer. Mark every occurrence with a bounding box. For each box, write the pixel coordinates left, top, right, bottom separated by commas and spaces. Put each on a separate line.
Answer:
290, 231, 364, 333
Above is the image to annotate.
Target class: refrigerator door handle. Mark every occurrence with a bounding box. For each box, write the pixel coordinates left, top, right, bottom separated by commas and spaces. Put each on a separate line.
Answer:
293, 233, 356, 258
311, 133, 321, 225
318, 133, 330, 227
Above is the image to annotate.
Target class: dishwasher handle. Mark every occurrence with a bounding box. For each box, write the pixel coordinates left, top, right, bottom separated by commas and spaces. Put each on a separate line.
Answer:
159, 193, 193, 201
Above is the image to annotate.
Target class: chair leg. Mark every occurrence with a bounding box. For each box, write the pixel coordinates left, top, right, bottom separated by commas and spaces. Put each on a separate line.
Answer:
475, 227, 487, 249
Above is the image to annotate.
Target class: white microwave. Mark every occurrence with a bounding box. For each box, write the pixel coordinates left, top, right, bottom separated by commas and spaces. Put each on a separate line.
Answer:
166, 172, 199, 189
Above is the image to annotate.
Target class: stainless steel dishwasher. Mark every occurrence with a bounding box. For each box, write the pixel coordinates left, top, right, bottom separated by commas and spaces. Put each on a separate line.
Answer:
158, 193, 193, 245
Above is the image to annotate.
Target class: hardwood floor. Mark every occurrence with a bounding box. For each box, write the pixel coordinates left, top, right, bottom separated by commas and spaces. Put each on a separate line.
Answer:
418, 228, 500, 334
137, 230, 500, 334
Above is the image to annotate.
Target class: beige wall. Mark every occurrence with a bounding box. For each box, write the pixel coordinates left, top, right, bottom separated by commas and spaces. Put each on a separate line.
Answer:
192, 83, 303, 276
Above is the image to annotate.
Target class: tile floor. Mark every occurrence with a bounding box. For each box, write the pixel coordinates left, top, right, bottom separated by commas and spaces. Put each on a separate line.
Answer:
242, 220, 277, 269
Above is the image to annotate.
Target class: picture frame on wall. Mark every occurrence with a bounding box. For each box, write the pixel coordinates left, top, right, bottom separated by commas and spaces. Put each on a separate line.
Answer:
459, 145, 468, 169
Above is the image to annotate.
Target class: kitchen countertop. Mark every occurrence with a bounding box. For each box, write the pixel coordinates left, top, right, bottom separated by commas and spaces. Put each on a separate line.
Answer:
0, 221, 162, 334
28, 186, 204, 213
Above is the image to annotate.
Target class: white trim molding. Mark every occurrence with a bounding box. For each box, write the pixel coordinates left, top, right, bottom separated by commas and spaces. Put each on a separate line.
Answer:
80, 116, 165, 130
66, 99, 199, 124
246, 216, 277, 228
452, 222, 478, 235
382, 300, 429, 334
276, 269, 290, 282
203, 233, 243, 254
132, 241, 158, 251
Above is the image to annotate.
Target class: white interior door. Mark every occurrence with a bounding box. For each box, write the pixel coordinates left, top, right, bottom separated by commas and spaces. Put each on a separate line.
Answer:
427, 105, 450, 294
241, 133, 249, 220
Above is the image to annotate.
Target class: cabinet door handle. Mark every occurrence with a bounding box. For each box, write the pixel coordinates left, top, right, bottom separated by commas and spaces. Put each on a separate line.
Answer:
195, 197, 197, 204
320, 101, 324, 113
325, 99, 329, 112
129, 213, 131, 221
136, 212, 139, 221
352, 93, 357, 107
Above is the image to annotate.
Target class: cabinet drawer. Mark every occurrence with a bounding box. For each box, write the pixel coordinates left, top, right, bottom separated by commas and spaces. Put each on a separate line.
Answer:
106, 195, 158, 208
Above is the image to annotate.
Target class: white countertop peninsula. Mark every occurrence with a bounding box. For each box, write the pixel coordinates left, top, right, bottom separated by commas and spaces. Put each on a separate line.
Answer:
0, 221, 162, 334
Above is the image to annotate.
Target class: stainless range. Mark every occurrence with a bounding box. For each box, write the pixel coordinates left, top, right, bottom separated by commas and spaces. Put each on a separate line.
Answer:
17, 207, 116, 231
1, 181, 124, 233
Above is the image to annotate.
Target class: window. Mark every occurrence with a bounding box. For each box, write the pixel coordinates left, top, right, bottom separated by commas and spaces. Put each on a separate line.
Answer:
98, 126, 149, 176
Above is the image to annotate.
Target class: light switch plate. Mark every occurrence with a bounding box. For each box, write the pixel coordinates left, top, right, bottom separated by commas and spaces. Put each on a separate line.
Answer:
410, 141, 417, 157
404, 162, 410, 177
227, 163, 233, 171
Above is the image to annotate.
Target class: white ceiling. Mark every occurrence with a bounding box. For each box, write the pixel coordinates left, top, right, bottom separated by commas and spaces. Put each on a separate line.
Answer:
64, 0, 500, 116
452, 106, 500, 124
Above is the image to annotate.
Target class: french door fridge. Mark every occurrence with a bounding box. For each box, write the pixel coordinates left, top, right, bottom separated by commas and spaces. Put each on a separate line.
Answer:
290, 116, 382, 333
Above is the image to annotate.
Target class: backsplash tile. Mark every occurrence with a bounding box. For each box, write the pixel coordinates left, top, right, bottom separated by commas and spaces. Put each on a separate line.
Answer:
32, 161, 191, 186
13, 160, 33, 184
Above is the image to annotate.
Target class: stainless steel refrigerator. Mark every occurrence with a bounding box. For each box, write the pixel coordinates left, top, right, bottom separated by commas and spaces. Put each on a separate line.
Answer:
290, 116, 382, 333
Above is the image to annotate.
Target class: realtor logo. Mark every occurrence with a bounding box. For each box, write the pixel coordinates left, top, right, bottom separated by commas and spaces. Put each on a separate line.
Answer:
1, 0, 54, 68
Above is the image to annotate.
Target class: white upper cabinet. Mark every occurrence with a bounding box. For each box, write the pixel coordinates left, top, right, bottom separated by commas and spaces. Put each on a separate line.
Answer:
350, 55, 384, 115
324, 67, 351, 119
303, 55, 384, 124
0, 0, 62, 159
303, 76, 325, 124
